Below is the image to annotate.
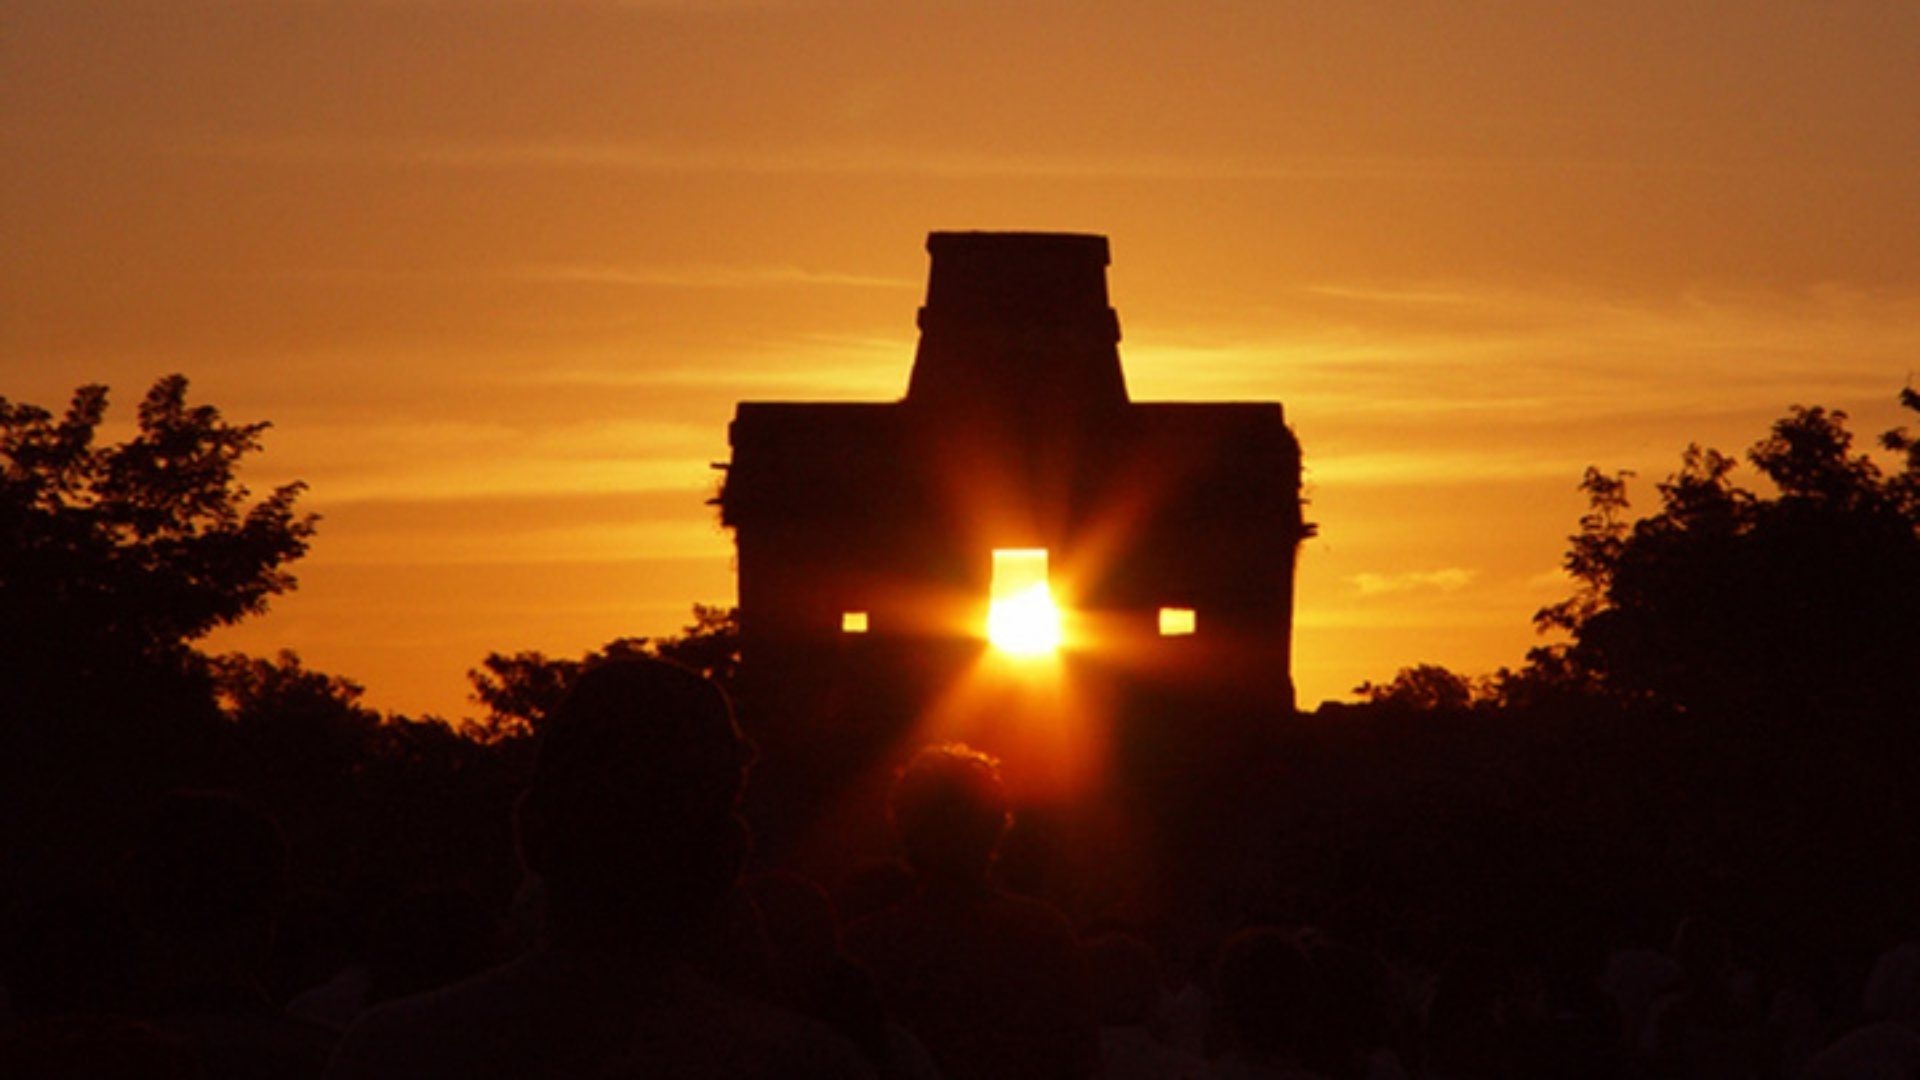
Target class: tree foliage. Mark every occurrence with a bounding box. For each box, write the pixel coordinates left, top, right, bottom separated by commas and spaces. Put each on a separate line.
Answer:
1533, 390, 1920, 723
1, 376, 316, 689
1353, 663, 1483, 712
212, 649, 376, 727
466, 605, 740, 741
209, 649, 385, 810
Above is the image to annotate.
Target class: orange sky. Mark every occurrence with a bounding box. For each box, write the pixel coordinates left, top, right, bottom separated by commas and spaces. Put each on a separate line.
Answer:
6, 1, 1918, 717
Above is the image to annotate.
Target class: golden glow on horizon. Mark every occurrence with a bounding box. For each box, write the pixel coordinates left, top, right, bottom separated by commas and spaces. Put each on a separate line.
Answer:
987, 549, 1062, 656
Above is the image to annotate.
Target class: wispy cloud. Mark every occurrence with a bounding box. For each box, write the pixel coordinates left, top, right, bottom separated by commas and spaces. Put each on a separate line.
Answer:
501, 334, 913, 399
1306, 451, 1586, 486
150, 130, 1770, 183
195, 262, 912, 291
1127, 282, 1920, 437
1348, 567, 1479, 596
1301, 284, 1492, 307
304, 456, 720, 503
504, 263, 915, 290
314, 518, 729, 566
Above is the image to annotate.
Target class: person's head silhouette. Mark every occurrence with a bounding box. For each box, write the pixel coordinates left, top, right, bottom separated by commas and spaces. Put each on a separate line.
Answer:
1212, 928, 1314, 1068
887, 743, 1011, 891
514, 658, 753, 949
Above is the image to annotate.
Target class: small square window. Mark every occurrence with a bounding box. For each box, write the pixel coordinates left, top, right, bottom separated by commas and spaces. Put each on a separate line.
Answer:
1158, 607, 1196, 636
841, 611, 869, 633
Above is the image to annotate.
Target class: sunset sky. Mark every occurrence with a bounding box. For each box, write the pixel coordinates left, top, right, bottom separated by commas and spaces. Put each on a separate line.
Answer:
6, 1, 1918, 719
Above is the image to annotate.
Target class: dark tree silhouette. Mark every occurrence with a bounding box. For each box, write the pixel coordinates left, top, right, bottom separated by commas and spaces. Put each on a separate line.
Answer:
2, 376, 319, 892
211, 650, 384, 802
649, 604, 742, 692
1353, 663, 1482, 712
1, 375, 316, 701
1533, 390, 1920, 726
201, 649, 528, 904
466, 638, 650, 742
466, 605, 740, 741
213, 650, 380, 732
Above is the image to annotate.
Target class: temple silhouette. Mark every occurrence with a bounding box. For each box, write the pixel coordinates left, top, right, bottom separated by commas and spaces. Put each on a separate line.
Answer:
720, 232, 1306, 730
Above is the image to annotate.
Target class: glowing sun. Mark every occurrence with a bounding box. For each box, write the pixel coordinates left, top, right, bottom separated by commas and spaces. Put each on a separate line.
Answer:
987, 549, 1062, 656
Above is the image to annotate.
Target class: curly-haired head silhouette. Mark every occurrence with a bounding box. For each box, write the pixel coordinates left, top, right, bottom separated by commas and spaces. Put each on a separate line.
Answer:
887, 743, 1012, 890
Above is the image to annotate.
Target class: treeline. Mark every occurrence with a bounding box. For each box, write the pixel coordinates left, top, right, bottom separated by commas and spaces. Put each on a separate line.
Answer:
5, 375, 1920, 972
1317, 391, 1920, 952
0, 378, 735, 923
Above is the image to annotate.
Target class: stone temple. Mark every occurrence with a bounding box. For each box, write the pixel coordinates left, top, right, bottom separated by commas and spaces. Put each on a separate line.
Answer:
719, 232, 1305, 732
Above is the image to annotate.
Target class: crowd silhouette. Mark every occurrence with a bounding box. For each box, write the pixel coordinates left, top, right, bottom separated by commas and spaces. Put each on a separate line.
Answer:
6, 654, 1920, 1079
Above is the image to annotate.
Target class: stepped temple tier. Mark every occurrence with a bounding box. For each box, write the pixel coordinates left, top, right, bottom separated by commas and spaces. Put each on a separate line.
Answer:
719, 232, 1306, 731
